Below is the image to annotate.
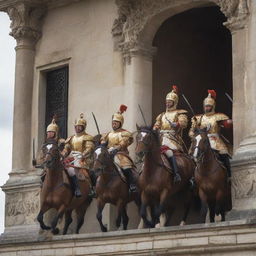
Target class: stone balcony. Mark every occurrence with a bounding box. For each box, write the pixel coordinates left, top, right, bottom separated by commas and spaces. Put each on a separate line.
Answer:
1, 219, 256, 256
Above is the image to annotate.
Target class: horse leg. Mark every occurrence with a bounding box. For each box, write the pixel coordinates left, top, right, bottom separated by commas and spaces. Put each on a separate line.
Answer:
51, 205, 66, 235
155, 189, 168, 227
180, 190, 193, 226
199, 189, 208, 223
37, 204, 51, 230
96, 199, 107, 232
75, 203, 89, 234
208, 201, 216, 223
122, 207, 129, 230
63, 210, 73, 235
140, 203, 154, 228
115, 200, 123, 229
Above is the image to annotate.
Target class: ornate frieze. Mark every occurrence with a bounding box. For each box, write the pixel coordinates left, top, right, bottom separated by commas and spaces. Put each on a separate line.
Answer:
113, 0, 250, 57
7, 3, 46, 44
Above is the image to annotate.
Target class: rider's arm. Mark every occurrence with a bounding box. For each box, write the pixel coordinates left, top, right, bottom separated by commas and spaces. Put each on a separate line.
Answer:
177, 113, 188, 129
62, 137, 72, 157
100, 133, 109, 145
153, 113, 163, 130
189, 116, 198, 138
83, 139, 95, 157
119, 131, 133, 151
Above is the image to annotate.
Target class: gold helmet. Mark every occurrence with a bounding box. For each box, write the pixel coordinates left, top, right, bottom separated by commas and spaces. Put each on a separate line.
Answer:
166, 85, 179, 109
203, 90, 216, 112
75, 113, 87, 128
112, 104, 127, 127
46, 116, 59, 138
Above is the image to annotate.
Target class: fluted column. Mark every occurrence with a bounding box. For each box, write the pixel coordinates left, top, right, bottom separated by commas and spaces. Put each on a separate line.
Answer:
6, 3, 46, 174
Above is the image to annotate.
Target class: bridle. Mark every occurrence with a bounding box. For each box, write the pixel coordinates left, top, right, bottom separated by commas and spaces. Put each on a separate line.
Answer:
94, 146, 112, 173
41, 142, 61, 167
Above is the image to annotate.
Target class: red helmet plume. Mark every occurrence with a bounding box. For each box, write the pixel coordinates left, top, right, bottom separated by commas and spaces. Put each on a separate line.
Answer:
208, 90, 216, 100
119, 104, 127, 114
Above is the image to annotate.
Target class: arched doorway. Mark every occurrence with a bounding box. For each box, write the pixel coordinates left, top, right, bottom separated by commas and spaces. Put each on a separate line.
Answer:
152, 6, 233, 148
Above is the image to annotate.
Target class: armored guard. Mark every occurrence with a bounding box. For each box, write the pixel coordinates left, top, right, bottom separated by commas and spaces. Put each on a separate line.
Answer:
101, 105, 136, 192
189, 90, 233, 178
153, 85, 188, 182
63, 113, 95, 197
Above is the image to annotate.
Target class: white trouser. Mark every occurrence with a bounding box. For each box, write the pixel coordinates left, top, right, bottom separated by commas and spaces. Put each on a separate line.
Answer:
165, 149, 173, 158
67, 167, 76, 177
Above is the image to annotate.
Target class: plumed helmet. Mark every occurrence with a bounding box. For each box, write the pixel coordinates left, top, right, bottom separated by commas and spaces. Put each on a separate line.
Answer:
74, 113, 87, 128
46, 116, 59, 137
112, 105, 127, 127
166, 85, 179, 109
204, 90, 216, 112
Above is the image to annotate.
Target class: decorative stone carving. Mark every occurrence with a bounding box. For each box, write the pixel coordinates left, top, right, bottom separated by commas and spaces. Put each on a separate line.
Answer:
113, 0, 249, 58
5, 189, 40, 227
232, 168, 256, 199
7, 3, 46, 44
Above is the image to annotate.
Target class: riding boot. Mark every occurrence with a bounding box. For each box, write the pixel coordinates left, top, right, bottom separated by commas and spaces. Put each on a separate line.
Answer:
71, 176, 82, 198
123, 168, 137, 193
219, 154, 232, 180
168, 156, 181, 183
189, 177, 196, 189
88, 170, 97, 198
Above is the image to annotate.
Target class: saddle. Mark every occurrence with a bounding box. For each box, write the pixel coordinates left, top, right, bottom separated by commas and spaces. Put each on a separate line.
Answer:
114, 162, 138, 184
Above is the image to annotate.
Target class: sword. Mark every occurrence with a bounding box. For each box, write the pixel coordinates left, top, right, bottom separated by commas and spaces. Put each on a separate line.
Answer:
32, 138, 36, 166
92, 112, 100, 135
182, 94, 196, 116
225, 93, 233, 103
138, 104, 147, 126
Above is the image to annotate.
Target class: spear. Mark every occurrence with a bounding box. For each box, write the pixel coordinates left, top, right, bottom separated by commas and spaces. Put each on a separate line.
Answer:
138, 104, 147, 126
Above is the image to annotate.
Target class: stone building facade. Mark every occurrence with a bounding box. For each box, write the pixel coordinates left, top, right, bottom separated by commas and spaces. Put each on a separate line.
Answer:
0, 0, 256, 254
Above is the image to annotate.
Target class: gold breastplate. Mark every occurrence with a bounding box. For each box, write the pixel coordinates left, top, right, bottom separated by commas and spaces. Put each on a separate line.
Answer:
161, 111, 178, 130
108, 131, 122, 148
200, 115, 220, 134
70, 135, 85, 152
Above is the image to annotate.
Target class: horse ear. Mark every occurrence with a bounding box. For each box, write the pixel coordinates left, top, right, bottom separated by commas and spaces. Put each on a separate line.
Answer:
136, 123, 140, 131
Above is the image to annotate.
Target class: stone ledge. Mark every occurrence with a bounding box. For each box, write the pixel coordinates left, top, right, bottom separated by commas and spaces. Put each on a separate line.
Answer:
0, 219, 256, 255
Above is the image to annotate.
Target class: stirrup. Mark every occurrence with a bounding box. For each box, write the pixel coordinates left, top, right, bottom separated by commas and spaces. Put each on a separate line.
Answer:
129, 184, 137, 193
88, 188, 97, 198
74, 190, 82, 198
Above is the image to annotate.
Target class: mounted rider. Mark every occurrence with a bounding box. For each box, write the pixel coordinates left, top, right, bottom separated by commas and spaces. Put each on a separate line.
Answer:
62, 113, 95, 198
101, 105, 137, 193
189, 90, 233, 178
33, 116, 65, 181
153, 85, 188, 183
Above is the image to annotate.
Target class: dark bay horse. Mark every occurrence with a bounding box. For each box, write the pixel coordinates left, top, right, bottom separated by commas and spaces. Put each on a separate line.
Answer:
135, 126, 195, 228
37, 141, 92, 234
93, 145, 140, 232
190, 128, 231, 222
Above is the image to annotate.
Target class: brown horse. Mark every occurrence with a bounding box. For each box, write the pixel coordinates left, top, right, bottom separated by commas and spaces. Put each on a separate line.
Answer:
37, 140, 92, 234
190, 128, 231, 222
135, 126, 195, 228
93, 145, 140, 232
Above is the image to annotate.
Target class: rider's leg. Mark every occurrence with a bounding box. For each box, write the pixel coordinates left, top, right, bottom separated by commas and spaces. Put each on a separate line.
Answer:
219, 154, 231, 178
122, 167, 137, 192
67, 167, 82, 197
165, 149, 181, 183
88, 169, 97, 198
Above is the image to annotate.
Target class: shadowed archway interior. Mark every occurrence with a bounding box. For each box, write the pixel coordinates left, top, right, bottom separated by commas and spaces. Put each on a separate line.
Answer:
152, 6, 233, 149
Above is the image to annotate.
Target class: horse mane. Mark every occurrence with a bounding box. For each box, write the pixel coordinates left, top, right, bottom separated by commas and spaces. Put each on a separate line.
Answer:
138, 125, 160, 144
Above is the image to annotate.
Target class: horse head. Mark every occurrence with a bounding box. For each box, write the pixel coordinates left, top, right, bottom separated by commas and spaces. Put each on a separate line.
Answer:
135, 124, 159, 159
41, 139, 62, 169
93, 145, 112, 176
190, 127, 211, 162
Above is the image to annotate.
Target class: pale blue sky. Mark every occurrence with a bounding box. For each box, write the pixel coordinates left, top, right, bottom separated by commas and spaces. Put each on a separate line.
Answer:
0, 12, 15, 234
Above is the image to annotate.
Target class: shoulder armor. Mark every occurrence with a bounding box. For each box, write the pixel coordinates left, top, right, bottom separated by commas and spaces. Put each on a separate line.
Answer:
83, 134, 94, 141
65, 136, 73, 144
214, 113, 229, 121
155, 112, 164, 120
177, 109, 188, 115
191, 114, 202, 121
120, 129, 132, 137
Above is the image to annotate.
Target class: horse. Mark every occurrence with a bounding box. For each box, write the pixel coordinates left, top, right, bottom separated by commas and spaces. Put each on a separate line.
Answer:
190, 128, 231, 222
135, 125, 195, 228
92, 145, 140, 232
36, 140, 92, 234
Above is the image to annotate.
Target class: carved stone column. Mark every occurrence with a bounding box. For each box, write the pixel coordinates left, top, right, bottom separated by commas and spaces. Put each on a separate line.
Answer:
228, 0, 256, 220
1, 3, 46, 239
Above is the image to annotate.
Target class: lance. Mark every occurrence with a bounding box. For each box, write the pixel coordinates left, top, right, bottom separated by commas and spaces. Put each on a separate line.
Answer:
92, 112, 100, 135
225, 93, 233, 103
182, 94, 196, 116
138, 104, 148, 126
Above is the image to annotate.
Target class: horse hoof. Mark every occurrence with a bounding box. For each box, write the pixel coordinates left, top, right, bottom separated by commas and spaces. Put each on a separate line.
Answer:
101, 226, 107, 232
180, 221, 186, 226
155, 223, 161, 228
52, 228, 59, 235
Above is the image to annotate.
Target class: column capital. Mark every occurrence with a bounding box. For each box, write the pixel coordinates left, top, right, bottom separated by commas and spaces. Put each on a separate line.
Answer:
7, 3, 46, 48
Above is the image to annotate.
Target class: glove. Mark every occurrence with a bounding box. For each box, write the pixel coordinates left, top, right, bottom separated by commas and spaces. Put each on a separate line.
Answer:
109, 147, 118, 156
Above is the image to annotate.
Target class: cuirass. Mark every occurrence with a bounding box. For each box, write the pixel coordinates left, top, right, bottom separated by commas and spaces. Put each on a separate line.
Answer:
108, 132, 122, 147
199, 115, 220, 134
70, 135, 86, 152
160, 111, 178, 130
